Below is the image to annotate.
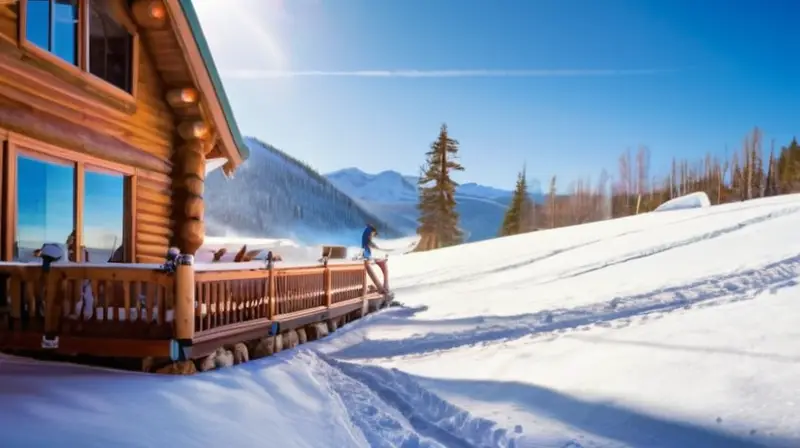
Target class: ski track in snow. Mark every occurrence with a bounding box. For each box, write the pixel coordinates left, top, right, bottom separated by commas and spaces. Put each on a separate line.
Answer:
315, 203, 800, 447
333, 250, 800, 362
535, 205, 800, 285
311, 351, 574, 448
395, 203, 800, 293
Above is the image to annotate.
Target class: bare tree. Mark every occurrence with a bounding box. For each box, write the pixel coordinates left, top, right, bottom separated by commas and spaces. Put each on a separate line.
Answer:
635, 146, 650, 214
548, 175, 557, 228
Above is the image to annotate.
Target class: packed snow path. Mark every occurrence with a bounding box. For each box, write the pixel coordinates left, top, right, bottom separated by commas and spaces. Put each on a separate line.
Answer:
2, 195, 800, 447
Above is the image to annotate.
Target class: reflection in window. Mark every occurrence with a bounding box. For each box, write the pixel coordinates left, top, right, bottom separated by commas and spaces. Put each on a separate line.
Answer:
88, 0, 133, 92
15, 155, 75, 262
83, 168, 125, 263
24, 0, 79, 66
24, 0, 48, 51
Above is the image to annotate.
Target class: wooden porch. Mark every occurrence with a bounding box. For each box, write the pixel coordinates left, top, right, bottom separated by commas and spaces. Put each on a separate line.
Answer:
0, 257, 391, 373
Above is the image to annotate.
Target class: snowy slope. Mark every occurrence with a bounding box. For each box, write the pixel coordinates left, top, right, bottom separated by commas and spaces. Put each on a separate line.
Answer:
325, 168, 543, 242
4, 194, 800, 447
204, 138, 402, 246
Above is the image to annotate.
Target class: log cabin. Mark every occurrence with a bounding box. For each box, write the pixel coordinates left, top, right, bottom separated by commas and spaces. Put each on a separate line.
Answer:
0, 0, 392, 374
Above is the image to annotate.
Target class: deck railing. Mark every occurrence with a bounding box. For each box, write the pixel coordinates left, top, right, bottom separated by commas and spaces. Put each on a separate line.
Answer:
0, 257, 389, 353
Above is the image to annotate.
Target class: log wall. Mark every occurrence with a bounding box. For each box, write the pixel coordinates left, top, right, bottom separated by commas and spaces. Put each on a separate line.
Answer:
0, 2, 176, 263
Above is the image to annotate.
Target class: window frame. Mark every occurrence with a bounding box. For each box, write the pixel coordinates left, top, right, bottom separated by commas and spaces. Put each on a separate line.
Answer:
4, 132, 136, 263
17, 0, 140, 103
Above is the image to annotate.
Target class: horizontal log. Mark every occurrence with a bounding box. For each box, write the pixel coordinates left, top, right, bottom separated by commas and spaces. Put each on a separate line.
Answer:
177, 120, 209, 141
137, 211, 173, 228
166, 87, 199, 108
136, 199, 171, 217
131, 0, 168, 29
137, 221, 173, 238
0, 101, 170, 174
137, 231, 171, 247
136, 242, 168, 259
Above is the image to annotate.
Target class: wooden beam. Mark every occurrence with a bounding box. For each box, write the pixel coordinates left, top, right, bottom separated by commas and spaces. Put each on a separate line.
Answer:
0, 102, 171, 175
131, 0, 168, 29
166, 87, 199, 108
177, 120, 210, 141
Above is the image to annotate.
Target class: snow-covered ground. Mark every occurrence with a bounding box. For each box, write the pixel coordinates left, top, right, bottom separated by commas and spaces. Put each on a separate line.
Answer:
3, 195, 800, 447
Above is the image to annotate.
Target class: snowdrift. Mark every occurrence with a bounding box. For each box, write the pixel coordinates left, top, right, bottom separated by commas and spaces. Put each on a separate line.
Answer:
198, 235, 421, 264
4, 194, 800, 447
655, 191, 712, 212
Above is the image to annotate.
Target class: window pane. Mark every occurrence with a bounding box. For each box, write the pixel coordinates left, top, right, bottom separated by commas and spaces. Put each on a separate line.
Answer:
83, 168, 125, 263
15, 155, 75, 262
53, 0, 79, 65
24, 0, 50, 52
88, 0, 133, 92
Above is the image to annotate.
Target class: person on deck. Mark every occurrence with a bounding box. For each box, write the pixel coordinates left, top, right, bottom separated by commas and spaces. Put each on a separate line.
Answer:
361, 224, 381, 259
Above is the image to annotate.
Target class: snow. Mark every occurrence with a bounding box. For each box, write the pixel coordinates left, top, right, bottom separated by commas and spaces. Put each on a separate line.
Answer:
655, 191, 712, 212
196, 235, 421, 266
4, 194, 800, 447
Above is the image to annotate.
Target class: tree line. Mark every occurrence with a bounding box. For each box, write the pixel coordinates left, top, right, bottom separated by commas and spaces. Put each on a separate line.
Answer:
415, 125, 800, 251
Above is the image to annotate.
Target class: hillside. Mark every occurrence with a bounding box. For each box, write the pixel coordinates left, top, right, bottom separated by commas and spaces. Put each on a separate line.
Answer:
204, 138, 402, 246
5, 194, 800, 447
325, 168, 544, 241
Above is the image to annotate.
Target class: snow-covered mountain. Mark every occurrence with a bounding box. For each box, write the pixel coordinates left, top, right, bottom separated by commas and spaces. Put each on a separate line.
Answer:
204, 138, 403, 246
325, 167, 542, 242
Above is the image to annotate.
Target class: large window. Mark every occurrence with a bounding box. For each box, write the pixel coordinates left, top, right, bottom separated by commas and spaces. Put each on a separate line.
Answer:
15, 154, 75, 262
83, 167, 125, 263
12, 149, 129, 263
21, 0, 136, 95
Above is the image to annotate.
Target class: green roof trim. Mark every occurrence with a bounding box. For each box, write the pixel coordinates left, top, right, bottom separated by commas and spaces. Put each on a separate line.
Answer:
178, 0, 250, 162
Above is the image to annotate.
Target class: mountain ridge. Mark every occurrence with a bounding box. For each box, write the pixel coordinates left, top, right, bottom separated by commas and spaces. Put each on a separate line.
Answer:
203, 138, 403, 246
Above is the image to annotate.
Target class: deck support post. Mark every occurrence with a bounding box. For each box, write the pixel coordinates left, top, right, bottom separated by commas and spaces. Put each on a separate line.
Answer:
375, 259, 389, 292
174, 254, 195, 353
361, 261, 369, 316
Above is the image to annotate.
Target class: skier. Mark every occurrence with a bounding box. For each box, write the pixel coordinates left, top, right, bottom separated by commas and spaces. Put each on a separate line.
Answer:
361, 223, 381, 260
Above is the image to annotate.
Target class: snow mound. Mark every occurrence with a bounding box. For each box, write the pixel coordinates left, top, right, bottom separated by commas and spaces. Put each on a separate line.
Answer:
655, 191, 712, 212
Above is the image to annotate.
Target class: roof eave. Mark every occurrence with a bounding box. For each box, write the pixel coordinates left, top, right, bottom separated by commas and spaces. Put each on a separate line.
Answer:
165, 0, 250, 167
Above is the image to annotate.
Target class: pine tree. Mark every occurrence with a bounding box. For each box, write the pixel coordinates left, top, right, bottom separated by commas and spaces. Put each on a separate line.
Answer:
416, 124, 465, 251
777, 137, 800, 193
499, 165, 532, 236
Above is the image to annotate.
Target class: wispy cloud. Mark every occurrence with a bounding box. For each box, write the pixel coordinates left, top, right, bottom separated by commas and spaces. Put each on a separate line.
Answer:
223, 68, 676, 79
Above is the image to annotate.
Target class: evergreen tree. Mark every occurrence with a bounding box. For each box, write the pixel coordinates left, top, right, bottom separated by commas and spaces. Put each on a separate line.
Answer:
777, 137, 800, 193
499, 165, 533, 236
416, 124, 465, 251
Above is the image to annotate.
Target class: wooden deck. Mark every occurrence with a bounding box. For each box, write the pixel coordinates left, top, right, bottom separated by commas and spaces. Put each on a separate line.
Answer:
0, 258, 391, 372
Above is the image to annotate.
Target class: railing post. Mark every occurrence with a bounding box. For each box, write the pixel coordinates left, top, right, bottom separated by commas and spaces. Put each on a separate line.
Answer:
323, 259, 332, 308
9, 270, 21, 323
268, 265, 276, 318
174, 254, 195, 344
42, 269, 60, 348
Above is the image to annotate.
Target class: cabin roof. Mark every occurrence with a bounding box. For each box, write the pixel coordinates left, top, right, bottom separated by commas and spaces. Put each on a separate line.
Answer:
169, 0, 250, 166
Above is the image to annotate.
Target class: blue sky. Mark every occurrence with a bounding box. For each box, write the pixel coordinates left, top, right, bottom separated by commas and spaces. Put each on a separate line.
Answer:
195, 0, 799, 191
